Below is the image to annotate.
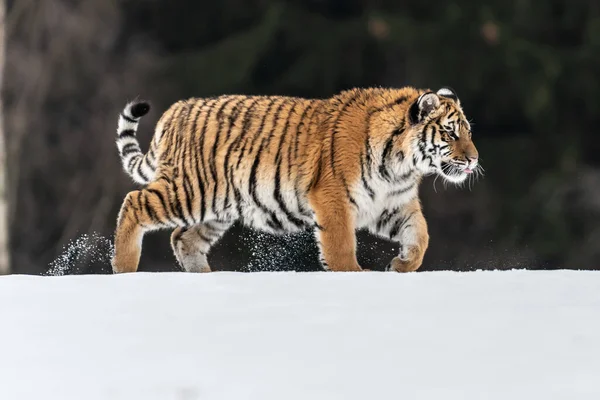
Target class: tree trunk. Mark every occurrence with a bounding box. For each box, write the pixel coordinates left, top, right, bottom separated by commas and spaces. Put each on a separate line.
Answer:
0, 0, 10, 275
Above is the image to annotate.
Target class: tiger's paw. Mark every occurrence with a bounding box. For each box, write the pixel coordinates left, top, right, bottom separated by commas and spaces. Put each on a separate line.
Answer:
385, 254, 421, 273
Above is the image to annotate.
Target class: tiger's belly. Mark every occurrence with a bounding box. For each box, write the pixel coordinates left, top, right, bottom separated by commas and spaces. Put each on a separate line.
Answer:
238, 205, 313, 234
235, 188, 315, 235
229, 175, 418, 234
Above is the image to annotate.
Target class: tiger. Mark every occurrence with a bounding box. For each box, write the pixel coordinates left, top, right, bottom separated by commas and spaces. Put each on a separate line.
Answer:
112, 86, 480, 274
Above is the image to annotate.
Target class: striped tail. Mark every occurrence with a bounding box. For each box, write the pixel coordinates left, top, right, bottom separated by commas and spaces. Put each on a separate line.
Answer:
116, 101, 156, 185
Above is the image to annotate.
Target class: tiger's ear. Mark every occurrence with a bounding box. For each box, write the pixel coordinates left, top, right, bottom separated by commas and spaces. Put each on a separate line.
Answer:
437, 87, 460, 105
410, 92, 440, 123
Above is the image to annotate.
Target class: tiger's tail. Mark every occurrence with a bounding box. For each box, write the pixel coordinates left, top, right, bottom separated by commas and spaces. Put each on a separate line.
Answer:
115, 101, 156, 185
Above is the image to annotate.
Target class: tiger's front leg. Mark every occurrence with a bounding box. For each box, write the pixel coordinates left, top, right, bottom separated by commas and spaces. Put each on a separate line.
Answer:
377, 200, 429, 272
309, 187, 363, 272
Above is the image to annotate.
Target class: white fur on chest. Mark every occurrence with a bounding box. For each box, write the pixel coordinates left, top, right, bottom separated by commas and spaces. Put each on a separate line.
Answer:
354, 174, 418, 229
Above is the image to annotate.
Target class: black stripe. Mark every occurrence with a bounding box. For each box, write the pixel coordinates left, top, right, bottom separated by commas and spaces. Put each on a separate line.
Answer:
294, 184, 311, 217
238, 98, 280, 169
127, 157, 138, 172
376, 208, 398, 232
169, 103, 190, 222
365, 95, 411, 176
184, 100, 204, 221
388, 219, 401, 238
179, 102, 196, 224
230, 168, 244, 219
223, 98, 260, 210
136, 162, 149, 182
220, 97, 248, 210
388, 182, 415, 197
293, 103, 313, 160
189, 99, 210, 221
146, 152, 155, 166
364, 132, 373, 177
265, 100, 287, 146
389, 211, 415, 239
171, 174, 186, 222
360, 113, 374, 188
141, 157, 156, 176
210, 97, 243, 213
282, 101, 299, 184
428, 125, 437, 150
230, 97, 261, 154
379, 126, 404, 180
249, 137, 283, 230
196, 161, 206, 222
120, 143, 140, 156
140, 191, 160, 225
376, 210, 389, 232
226, 98, 246, 140
121, 113, 137, 123
393, 168, 415, 184
182, 172, 195, 223
379, 139, 394, 180
198, 98, 222, 219
146, 188, 174, 225
273, 105, 305, 229
345, 184, 358, 209
266, 220, 281, 232
136, 194, 149, 226
361, 161, 375, 199
330, 93, 362, 177
291, 103, 314, 215
178, 113, 196, 224
123, 155, 140, 171
161, 179, 184, 225
278, 100, 307, 224
119, 129, 135, 138
264, 100, 287, 148
388, 95, 409, 107
385, 151, 408, 183
368, 95, 409, 117
235, 97, 262, 153
131, 194, 143, 225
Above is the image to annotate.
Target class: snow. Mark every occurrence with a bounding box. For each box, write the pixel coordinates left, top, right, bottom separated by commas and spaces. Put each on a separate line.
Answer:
1, 270, 599, 400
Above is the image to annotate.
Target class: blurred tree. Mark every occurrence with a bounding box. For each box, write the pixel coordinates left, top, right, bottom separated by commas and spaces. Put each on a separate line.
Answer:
0, 0, 8, 274
5, 0, 160, 274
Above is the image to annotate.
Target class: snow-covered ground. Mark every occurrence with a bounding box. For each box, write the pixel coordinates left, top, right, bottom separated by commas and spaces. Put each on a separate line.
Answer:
1, 270, 599, 400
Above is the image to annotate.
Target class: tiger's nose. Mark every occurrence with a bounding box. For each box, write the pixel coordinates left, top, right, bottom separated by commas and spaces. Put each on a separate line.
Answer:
467, 156, 478, 167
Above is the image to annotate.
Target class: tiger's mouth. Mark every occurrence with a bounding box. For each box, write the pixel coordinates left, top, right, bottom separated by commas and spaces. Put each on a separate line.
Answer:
438, 160, 470, 183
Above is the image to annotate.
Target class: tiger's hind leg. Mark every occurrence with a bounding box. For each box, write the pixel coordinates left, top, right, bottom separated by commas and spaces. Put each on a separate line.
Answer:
112, 187, 182, 273
170, 220, 232, 272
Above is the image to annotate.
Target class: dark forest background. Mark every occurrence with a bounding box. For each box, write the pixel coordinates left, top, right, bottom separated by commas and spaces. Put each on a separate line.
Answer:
5, 0, 600, 274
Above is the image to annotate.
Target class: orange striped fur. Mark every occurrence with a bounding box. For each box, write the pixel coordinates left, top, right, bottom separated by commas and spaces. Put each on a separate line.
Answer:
113, 87, 480, 273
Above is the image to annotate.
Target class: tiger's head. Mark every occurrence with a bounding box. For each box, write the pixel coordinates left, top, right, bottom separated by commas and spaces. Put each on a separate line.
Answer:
410, 87, 480, 184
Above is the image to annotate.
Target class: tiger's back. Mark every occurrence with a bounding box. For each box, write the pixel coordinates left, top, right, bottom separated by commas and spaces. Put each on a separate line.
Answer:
146, 95, 323, 232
